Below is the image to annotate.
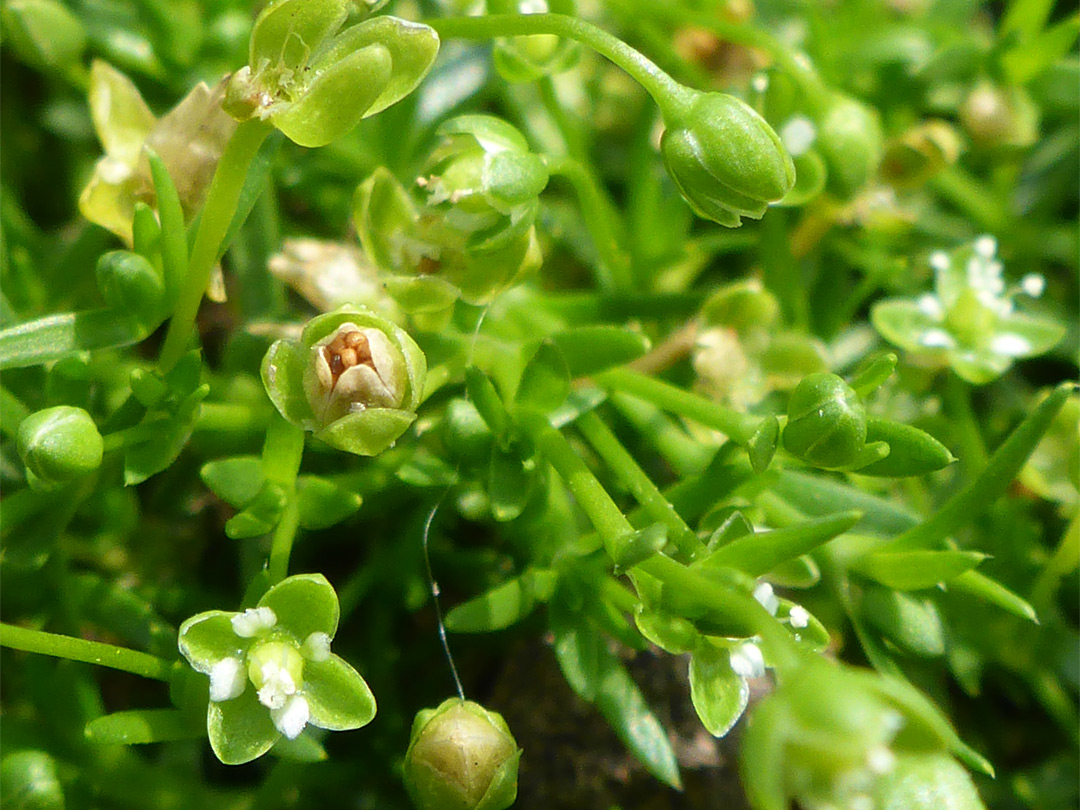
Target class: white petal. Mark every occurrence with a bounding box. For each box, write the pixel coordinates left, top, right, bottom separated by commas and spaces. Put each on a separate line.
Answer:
1021, 274, 1045, 297
919, 328, 956, 349
208, 657, 246, 702
990, 333, 1032, 356
917, 294, 944, 318
788, 605, 810, 629
753, 582, 779, 615
928, 251, 950, 271
973, 235, 997, 259
301, 632, 332, 662
867, 744, 897, 774
272, 695, 310, 740
729, 642, 766, 680
779, 116, 816, 157
231, 607, 277, 637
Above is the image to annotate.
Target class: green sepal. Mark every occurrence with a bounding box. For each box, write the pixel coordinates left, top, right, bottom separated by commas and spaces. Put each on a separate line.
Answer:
849, 352, 898, 398
689, 641, 749, 738
257, 572, 339, 642
207, 687, 280, 765
178, 610, 250, 674
270, 731, 328, 762
853, 550, 986, 590
303, 654, 377, 731
95, 250, 166, 329
748, 415, 780, 474
85, 709, 203, 745
248, 0, 349, 70
778, 599, 830, 651
635, 609, 700, 655
262, 339, 314, 427
777, 149, 827, 206
383, 275, 460, 314
272, 44, 393, 148
316, 16, 440, 119
315, 408, 417, 456
353, 166, 418, 272
296, 475, 362, 530
854, 418, 955, 478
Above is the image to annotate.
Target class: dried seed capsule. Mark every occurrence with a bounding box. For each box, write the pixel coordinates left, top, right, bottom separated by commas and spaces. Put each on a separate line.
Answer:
404, 699, 521, 810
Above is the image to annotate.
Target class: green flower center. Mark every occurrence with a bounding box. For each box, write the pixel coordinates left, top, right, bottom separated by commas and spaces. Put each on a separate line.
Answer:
247, 640, 305, 710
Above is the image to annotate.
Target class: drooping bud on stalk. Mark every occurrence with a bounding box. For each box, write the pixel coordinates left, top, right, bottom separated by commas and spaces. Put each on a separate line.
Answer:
404, 699, 521, 810
660, 89, 795, 227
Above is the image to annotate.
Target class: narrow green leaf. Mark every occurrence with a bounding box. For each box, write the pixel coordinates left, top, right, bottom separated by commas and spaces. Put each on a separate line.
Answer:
85, 709, 202, 745
465, 366, 509, 437
747, 415, 779, 474
849, 352, 897, 397
0, 310, 148, 370
488, 443, 533, 522
853, 550, 986, 590
446, 574, 538, 633
699, 511, 862, 576
948, 570, 1038, 622
549, 599, 600, 702
855, 418, 955, 478
772, 470, 920, 536
690, 643, 748, 737
146, 148, 187, 305
515, 340, 571, 413
550, 326, 651, 377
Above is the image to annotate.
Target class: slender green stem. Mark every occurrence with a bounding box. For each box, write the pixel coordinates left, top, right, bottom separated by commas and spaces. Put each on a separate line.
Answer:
0, 623, 172, 681
523, 412, 800, 668
945, 373, 988, 475
431, 13, 692, 119
102, 417, 170, 452
931, 167, 1008, 233
882, 382, 1075, 551
576, 410, 701, 558
543, 154, 634, 291
609, 392, 713, 478
158, 120, 272, 371
595, 367, 760, 444
262, 414, 306, 584
1031, 514, 1080, 608
194, 402, 270, 436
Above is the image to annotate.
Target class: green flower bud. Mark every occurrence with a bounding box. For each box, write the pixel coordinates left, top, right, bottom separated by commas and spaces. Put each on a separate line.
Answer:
661, 90, 795, 227
17, 406, 104, 488
880, 119, 962, 190
872, 753, 986, 810
782, 372, 878, 469
814, 93, 884, 197
1, 0, 87, 74
960, 81, 1038, 149
404, 699, 521, 810
262, 308, 426, 456
95, 250, 166, 328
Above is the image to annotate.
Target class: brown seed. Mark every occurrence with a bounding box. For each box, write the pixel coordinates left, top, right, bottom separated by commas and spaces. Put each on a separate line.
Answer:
338, 347, 358, 368
343, 331, 364, 348
328, 348, 345, 376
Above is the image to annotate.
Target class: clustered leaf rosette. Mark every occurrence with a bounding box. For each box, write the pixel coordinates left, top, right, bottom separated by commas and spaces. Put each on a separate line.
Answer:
660, 89, 796, 227
403, 698, 521, 810
871, 236, 1065, 384
355, 114, 547, 316
262, 308, 427, 456
178, 574, 376, 765
79, 60, 236, 245
740, 657, 989, 810
224, 0, 439, 147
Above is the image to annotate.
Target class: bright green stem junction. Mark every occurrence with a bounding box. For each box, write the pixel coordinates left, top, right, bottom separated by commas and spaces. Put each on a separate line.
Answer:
523, 412, 800, 668
431, 13, 692, 120
0, 622, 172, 681
158, 120, 272, 371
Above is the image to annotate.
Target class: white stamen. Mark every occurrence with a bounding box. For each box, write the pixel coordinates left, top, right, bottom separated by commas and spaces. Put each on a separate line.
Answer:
729, 642, 766, 679
919, 328, 956, 349
257, 663, 296, 710
208, 657, 246, 702
271, 694, 310, 740
751, 74, 769, 93
231, 607, 277, 637
973, 235, 997, 259
990, 333, 1032, 356
867, 744, 897, 774
788, 605, 810, 629
928, 251, 950, 271
301, 632, 332, 662
1021, 273, 1045, 297
753, 582, 779, 615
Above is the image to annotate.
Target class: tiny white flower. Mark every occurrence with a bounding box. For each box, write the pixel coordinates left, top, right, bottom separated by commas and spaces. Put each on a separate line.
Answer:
271, 694, 311, 739
973, 234, 997, 259
1021, 273, 1046, 297
990, 333, 1032, 356
751, 74, 769, 93
209, 657, 246, 702
919, 328, 956, 349
753, 582, 780, 615
730, 642, 766, 679
788, 605, 810, 629
301, 631, 332, 662
917, 294, 944, 318
231, 606, 277, 638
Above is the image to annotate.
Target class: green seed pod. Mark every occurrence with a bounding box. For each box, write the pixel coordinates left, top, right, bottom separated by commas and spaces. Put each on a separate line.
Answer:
660, 90, 795, 227
1, 0, 87, 74
262, 308, 427, 456
872, 752, 986, 810
814, 93, 884, 198
95, 250, 166, 328
404, 699, 521, 810
17, 406, 104, 488
782, 372, 871, 469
